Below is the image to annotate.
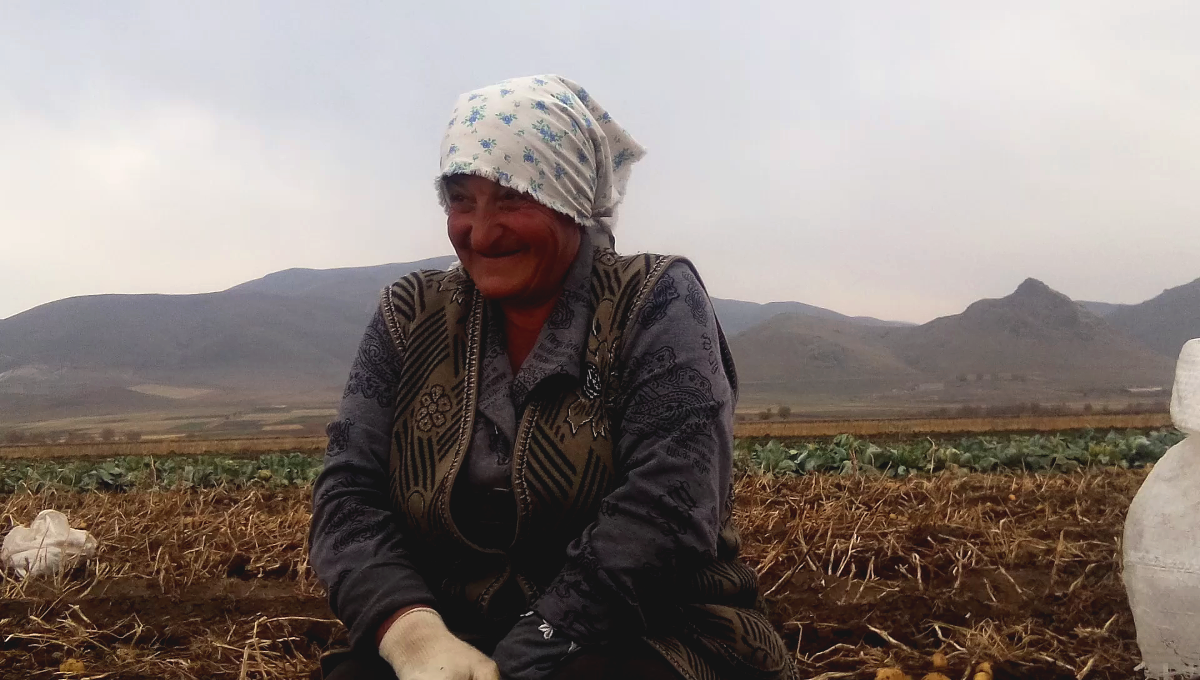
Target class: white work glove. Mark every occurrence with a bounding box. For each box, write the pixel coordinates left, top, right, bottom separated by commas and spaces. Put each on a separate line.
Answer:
378, 608, 500, 680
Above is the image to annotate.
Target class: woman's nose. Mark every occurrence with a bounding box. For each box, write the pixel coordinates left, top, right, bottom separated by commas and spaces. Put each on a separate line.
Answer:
468, 206, 504, 251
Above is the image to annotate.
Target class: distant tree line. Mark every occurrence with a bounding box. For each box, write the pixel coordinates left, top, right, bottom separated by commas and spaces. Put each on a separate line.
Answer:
736, 399, 1169, 423
1, 429, 145, 445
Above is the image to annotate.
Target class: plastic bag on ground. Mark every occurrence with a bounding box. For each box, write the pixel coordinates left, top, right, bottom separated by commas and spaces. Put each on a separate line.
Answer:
1123, 338, 1200, 678
1, 509, 98, 579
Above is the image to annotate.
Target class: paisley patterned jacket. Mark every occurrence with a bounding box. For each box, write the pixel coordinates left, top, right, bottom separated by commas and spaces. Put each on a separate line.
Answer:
309, 245, 796, 679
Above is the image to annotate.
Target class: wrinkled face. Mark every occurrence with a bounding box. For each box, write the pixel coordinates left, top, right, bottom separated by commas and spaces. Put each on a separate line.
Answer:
444, 174, 582, 306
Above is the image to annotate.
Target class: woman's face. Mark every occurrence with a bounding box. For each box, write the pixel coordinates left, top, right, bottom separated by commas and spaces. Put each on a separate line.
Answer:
444, 174, 582, 306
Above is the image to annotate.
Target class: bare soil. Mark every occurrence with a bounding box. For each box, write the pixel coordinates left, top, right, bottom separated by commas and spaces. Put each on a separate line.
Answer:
0, 470, 1151, 678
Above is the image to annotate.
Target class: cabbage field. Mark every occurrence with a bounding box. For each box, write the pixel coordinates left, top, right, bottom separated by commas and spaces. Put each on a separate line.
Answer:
738, 428, 1184, 476
0, 428, 1181, 494
0, 429, 1181, 678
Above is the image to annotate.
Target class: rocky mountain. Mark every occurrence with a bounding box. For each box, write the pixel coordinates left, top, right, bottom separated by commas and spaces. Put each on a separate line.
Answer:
1105, 277, 1200, 360
880, 279, 1174, 385
730, 278, 1177, 399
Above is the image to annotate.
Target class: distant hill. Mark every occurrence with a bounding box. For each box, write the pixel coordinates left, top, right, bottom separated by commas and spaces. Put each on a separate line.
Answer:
0, 292, 365, 421
0, 258, 455, 422
0, 292, 359, 380
711, 298, 912, 336
729, 314, 916, 394
1105, 278, 1200, 359
0, 258, 1194, 424
730, 278, 1176, 402
1078, 301, 1125, 317
231, 263, 912, 334
880, 279, 1174, 386
227, 256, 458, 313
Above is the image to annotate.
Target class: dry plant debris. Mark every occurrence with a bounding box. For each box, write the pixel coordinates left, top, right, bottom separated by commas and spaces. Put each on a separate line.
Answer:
1, 469, 1150, 678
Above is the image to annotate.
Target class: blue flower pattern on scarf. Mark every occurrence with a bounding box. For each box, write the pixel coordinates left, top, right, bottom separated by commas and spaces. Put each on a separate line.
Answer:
531, 120, 565, 147
463, 105, 487, 129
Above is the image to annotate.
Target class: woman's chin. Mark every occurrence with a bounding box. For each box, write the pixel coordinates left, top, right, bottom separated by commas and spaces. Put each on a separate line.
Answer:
472, 276, 525, 301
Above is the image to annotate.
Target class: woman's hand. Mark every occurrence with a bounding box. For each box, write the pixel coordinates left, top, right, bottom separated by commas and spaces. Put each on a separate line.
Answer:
492, 611, 579, 680
377, 608, 499, 680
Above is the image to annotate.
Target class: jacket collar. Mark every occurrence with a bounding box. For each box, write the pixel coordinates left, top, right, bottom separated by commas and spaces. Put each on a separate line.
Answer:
476, 243, 596, 422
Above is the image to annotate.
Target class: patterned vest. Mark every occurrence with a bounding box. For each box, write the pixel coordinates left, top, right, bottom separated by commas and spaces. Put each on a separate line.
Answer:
379, 249, 796, 680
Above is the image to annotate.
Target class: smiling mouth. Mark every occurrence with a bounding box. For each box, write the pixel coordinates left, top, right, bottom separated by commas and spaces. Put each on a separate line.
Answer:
477, 249, 523, 259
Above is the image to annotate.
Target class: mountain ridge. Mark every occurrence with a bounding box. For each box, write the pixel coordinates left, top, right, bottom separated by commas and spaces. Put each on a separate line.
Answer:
1, 261, 1196, 423
1105, 277, 1200, 359
730, 277, 1178, 404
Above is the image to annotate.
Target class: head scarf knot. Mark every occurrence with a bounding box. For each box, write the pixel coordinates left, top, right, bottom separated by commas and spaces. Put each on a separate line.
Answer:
438, 75, 646, 245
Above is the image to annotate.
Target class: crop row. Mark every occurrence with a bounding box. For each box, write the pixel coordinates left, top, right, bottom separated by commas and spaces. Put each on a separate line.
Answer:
737, 428, 1184, 475
0, 429, 1184, 494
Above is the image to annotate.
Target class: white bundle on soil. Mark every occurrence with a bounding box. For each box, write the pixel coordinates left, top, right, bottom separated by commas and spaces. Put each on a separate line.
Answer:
1, 509, 98, 579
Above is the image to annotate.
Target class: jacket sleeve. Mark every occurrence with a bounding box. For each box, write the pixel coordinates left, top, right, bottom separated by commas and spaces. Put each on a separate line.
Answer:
533, 261, 735, 643
308, 306, 437, 649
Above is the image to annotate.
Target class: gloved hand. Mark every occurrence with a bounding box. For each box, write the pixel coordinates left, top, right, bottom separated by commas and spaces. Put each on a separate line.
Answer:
378, 607, 499, 680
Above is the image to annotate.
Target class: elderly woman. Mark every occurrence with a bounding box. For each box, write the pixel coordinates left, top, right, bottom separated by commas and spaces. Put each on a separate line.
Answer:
309, 75, 795, 680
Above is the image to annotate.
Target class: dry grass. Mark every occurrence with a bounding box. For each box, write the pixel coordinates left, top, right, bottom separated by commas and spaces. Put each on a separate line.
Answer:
1, 412, 1173, 461
1, 470, 1149, 678
737, 470, 1145, 679
736, 412, 1172, 438
0, 436, 326, 461
1, 488, 330, 679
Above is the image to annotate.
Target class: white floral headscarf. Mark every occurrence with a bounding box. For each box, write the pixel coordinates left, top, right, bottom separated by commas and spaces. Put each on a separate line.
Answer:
437, 75, 646, 245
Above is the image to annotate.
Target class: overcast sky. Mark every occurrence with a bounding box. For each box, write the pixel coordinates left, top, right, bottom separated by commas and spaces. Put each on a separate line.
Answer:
2, 2, 1198, 323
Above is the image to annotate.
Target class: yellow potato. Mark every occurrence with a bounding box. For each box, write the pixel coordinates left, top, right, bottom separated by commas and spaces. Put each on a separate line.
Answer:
974, 673, 993, 680
921, 674, 952, 680
876, 669, 908, 680
931, 652, 948, 669
977, 662, 993, 675
59, 659, 86, 673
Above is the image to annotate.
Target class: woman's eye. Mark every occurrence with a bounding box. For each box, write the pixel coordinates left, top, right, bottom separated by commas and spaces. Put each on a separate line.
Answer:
447, 193, 473, 210
498, 190, 526, 208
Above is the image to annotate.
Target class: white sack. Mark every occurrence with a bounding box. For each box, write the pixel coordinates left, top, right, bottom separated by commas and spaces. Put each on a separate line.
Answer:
1172, 339, 1200, 436
1123, 338, 1200, 678
1, 509, 97, 579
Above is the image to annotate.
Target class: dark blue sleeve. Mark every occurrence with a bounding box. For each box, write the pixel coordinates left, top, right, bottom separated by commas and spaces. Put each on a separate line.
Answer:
308, 307, 437, 649
533, 261, 735, 643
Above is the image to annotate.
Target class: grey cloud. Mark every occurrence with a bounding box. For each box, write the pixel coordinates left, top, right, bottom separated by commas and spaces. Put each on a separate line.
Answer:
2, 2, 1198, 322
